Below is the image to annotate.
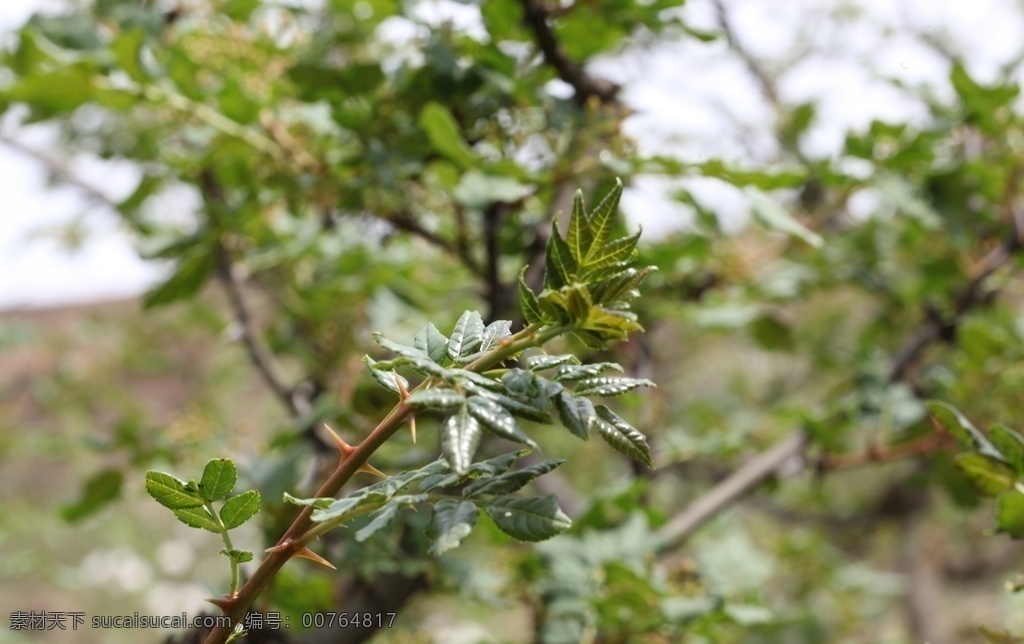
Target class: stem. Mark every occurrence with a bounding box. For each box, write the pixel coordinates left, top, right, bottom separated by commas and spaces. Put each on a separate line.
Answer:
208, 501, 241, 594
202, 322, 570, 644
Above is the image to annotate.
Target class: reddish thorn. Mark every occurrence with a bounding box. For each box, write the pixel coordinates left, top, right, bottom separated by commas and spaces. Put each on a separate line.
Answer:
323, 423, 356, 458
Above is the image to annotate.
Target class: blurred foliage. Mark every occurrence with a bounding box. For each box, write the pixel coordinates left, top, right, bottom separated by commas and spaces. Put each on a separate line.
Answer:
7, 0, 1024, 642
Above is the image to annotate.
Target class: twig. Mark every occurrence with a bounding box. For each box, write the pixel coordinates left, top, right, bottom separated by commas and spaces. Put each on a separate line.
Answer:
384, 212, 481, 274
0, 133, 119, 209
654, 219, 1023, 549
711, 0, 779, 108
517, 0, 619, 105
653, 431, 807, 549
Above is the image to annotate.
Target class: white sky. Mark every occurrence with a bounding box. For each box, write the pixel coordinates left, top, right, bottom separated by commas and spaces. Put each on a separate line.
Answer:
1, 0, 1022, 308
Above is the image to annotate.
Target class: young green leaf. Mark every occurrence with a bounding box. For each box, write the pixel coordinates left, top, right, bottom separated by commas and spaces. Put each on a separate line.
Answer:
448, 311, 485, 361
593, 406, 654, 468
146, 471, 205, 510
566, 188, 591, 263
483, 495, 572, 542
518, 267, 544, 324
414, 323, 449, 365
467, 395, 538, 448
219, 490, 261, 529
584, 178, 624, 260
221, 548, 254, 564
441, 406, 483, 476
545, 224, 577, 289
173, 507, 221, 532
553, 362, 623, 381
428, 499, 479, 555
997, 491, 1024, 538
199, 459, 237, 502
466, 450, 529, 478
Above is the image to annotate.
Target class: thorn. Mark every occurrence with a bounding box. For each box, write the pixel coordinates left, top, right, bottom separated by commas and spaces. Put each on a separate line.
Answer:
358, 461, 387, 478
394, 374, 411, 400
264, 540, 292, 554
205, 596, 236, 611
409, 414, 417, 444
293, 546, 336, 570
323, 423, 356, 458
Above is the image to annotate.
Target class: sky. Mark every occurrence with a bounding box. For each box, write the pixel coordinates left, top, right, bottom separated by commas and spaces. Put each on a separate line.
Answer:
1, 0, 1022, 309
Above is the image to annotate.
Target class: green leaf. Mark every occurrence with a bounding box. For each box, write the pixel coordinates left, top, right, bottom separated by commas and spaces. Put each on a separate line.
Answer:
582, 229, 640, 275
448, 310, 485, 360
428, 499, 479, 555
418, 102, 476, 170
199, 459, 237, 502
592, 406, 654, 468
143, 250, 216, 308
355, 494, 427, 542
221, 548, 254, 564
746, 188, 823, 248
990, 424, 1024, 474
481, 320, 513, 351
145, 471, 205, 510
566, 189, 591, 263
441, 406, 482, 476
363, 356, 408, 394
518, 267, 544, 324
573, 376, 655, 397
926, 401, 1003, 458
173, 507, 221, 532
463, 459, 566, 497
545, 224, 577, 289
589, 266, 655, 306
997, 491, 1024, 538
454, 171, 533, 208
467, 450, 529, 478
282, 492, 334, 510
526, 354, 580, 371
310, 489, 387, 522
110, 27, 148, 82
954, 453, 1016, 497
554, 391, 595, 440
414, 323, 449, 364
406, 388, 466, 410
219, 490, 261, 529
553, 362, 623, 381
467, 396, 537, 448
372, 333, 428, 360
61, 468, 123, 522
483, 495, 572, 542
585, 178, 624, 259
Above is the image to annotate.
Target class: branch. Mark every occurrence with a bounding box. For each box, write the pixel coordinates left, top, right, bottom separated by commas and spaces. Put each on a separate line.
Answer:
198, 172, 300, 417
0, 133, 120, 210
653, 430, 807, 548
384, 211, 481, 274
654, 222, 1024, 549
517, 0, 619, 105
711, 0, 780, 109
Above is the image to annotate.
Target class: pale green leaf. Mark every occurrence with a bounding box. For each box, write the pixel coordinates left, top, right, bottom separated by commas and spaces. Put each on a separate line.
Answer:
441, 406, 482, 476
145, 471, 204, 510
746, 188, 823, 248
463, 459, 565, 497
414, 323, 449, 365
467, 396, 537, 448
173, 507, 221, 532
199, 459, 237, 502
219, 490, 261, 529
448, 310, 485, 361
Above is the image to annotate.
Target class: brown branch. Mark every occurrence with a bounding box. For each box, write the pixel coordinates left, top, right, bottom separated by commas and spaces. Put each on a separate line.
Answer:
517, 0, 619, 105
198, 172, 300, 417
